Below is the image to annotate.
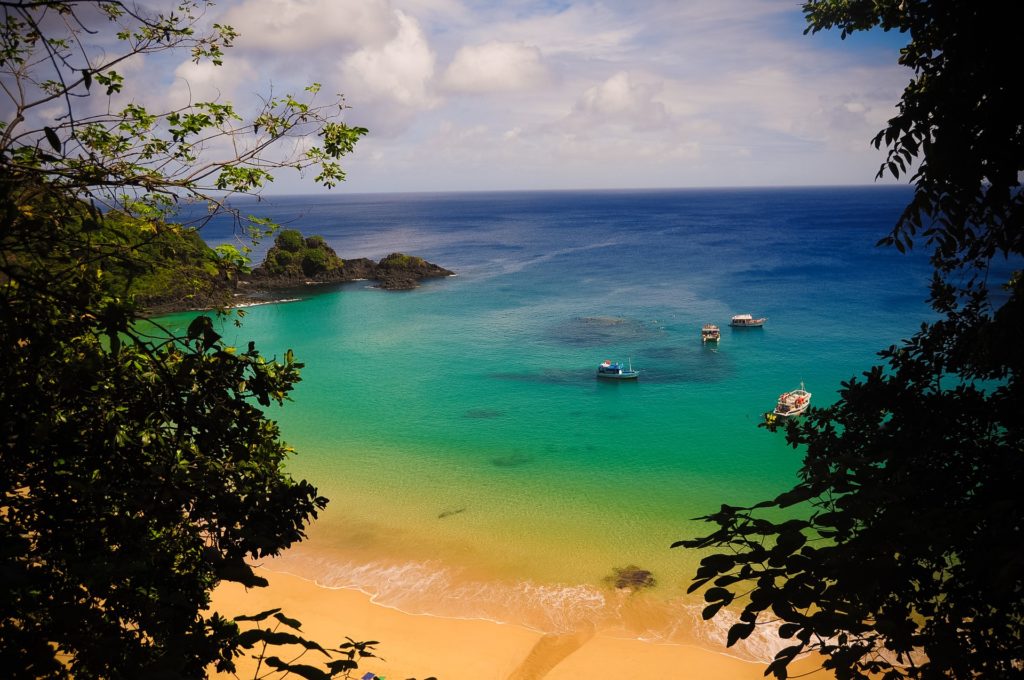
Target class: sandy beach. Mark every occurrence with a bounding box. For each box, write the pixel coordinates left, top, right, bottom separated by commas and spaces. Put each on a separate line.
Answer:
211, 569, 825, 680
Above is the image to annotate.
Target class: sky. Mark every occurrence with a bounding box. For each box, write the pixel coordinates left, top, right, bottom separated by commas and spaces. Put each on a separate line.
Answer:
151, 0, 912, 194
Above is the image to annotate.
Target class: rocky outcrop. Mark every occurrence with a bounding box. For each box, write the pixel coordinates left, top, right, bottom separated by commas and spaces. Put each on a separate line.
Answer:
243, 230, 454, 293
139, 228, 454, 314
373, 252, 454, 290
245, 254, 453, 292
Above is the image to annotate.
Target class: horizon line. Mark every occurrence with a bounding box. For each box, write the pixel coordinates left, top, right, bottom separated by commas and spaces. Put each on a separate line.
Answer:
193, 182, 912, 202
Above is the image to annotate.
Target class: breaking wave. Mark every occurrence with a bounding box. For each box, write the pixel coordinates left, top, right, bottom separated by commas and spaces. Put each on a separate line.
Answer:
265, 552, 790, 664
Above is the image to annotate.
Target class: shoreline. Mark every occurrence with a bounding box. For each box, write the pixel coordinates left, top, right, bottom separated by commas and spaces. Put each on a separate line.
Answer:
142, 271, 457, 317
211, 567, 826, 680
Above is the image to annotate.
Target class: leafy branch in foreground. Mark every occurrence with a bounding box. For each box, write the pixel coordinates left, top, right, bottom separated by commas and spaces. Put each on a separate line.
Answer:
1, 2, 374, 677
233, 608, 377, 680
228, 607, 440, 680
1, 0, 366, 218
677, 1, 1023, 679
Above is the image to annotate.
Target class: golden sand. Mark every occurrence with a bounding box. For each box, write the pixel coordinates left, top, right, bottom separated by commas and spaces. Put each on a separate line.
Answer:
211, 569, 826, 680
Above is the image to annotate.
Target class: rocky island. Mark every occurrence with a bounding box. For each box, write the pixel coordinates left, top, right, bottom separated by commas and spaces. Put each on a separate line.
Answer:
135, 226, 453, 315
244, 228, 454, 294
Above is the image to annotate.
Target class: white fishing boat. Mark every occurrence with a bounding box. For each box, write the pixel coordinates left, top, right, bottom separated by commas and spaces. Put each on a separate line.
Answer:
597, 359, 639, 380
774, 382, 811, 417
701, 324, 721, 343
730, 313, 767, 327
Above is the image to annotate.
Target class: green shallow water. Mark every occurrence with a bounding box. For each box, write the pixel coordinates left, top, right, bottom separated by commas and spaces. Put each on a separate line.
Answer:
160, 187, 932, 658
158, 281, 852, 657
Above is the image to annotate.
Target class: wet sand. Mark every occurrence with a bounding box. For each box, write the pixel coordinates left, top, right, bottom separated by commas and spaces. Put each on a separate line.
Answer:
211, 569, 826, 679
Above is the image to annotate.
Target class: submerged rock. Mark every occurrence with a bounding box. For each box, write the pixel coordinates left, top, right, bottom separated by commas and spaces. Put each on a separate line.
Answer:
464, 408, 505, 419
549, 316, 663, 347
604, 565, 656, 591
490, 452, 534, 468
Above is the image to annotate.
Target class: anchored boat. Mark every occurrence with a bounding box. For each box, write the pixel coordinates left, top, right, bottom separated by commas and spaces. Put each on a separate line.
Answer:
597, 359, 639, 380
730, 313, 767, 327
701, 324, 721, 343
773, 382, 811, 416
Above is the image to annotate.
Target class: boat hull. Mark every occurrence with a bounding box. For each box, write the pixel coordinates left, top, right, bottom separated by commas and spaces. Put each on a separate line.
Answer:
773, 403, 809, 416
597, 370, 639, 380
597, 359, 638, 380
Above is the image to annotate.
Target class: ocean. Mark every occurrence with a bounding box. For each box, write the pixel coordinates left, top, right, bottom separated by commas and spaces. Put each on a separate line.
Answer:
163, 186, 930, 660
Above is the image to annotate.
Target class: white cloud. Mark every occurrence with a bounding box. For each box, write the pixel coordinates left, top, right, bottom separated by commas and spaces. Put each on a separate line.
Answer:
442, 41, 549, 93
471, 3, 642, 60
114, 0, 909, 192
340, 10, 438, 112
169, 59, 259, 107
220, 0, 397, 52
570, 71, 671, 132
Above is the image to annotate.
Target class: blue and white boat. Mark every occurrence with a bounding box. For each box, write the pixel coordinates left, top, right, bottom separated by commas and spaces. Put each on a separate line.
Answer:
597, 359, 639, 380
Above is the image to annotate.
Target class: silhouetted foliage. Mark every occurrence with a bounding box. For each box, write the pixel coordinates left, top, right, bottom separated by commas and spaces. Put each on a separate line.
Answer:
0, 1, 374, 677
232, 608, 425, 680
1, 181, 326, 677
677, 2, 1023, 679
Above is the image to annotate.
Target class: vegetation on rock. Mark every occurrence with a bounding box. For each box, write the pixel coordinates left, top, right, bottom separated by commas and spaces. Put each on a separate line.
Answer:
379, 253, 425, 269
259, 229, 345, 279
249, 237, 454, 291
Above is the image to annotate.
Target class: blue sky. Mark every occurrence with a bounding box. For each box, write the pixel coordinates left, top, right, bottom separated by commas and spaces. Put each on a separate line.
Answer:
151, 0, 911, 194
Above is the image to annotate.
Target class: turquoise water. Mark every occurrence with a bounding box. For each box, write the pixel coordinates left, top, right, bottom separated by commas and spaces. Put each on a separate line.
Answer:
168, 186, 931, 656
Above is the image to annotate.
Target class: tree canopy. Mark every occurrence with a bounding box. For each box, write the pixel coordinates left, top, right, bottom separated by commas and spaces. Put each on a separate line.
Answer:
678, 2, 1023, 679
0, 1, 373, 677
